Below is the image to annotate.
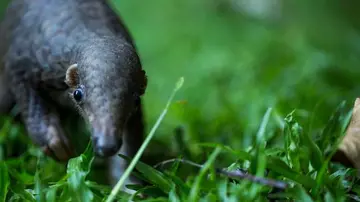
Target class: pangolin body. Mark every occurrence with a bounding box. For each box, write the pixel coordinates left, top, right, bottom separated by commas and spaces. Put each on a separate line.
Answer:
0, 0, 147, 188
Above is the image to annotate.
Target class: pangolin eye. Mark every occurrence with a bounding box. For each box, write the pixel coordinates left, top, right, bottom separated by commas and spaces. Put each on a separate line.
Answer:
73, 88, 83, 102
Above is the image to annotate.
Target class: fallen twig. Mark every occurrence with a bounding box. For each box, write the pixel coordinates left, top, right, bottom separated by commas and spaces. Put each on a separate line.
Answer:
154, 158, 289, 190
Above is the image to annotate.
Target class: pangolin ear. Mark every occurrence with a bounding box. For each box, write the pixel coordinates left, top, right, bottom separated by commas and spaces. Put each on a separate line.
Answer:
139, 69, 148, 96
65, 63, 79, 88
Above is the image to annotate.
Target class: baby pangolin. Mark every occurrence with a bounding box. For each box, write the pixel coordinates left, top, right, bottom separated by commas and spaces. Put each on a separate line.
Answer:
0, 0, 147, 187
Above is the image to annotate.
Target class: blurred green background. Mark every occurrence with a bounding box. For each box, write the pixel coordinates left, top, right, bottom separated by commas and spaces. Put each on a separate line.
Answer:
112, 0, 360, 157
1, 0, 360, 171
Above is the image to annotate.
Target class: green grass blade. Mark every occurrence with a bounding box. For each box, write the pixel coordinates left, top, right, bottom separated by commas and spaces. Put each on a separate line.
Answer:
34, 154, 44, 202
0, 162, 9, 202
188, 146, 222, 202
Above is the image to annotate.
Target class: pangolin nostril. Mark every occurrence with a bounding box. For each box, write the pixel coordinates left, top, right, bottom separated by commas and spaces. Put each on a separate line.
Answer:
95, 144, 119, 157
93, 135, 122, 157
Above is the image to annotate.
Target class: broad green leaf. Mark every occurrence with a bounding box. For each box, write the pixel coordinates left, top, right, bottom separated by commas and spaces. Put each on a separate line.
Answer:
45, 186, 58, 202
85, 181, 112, 194
265, 148, 285, 156
267, 156, 315, 188
10, 185, 36, 202
66, 142, 95, 202
163, 172, 191, 196
118, 154, 173, 194
8, 169, 34, 185
131, 186, 167, 198
291, 185, 314, 202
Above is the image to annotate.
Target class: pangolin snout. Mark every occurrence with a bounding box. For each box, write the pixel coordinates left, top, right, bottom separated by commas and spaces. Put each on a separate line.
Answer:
92, 126, 123, 157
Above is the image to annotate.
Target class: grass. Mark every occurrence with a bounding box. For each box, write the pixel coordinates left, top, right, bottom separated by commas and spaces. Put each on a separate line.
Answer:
0, 79, 358, 201
2, 0, 360, 201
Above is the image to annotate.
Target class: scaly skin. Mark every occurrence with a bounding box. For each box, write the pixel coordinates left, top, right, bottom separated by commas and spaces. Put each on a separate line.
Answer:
0, 0, 147, 188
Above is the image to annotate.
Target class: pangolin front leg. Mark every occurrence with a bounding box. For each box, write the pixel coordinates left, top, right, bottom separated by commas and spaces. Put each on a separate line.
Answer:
9, 78, 75, 161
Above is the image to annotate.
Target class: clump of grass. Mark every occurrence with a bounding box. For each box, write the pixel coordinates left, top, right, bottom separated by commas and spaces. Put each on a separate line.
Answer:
0, 75, 359, 201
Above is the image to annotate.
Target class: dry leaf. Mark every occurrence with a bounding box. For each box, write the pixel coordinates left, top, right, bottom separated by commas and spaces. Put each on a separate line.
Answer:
332, 98, 360, 168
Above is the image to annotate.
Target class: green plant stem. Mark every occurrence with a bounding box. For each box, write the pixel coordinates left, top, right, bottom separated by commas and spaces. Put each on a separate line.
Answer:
188, 147, 222, 202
